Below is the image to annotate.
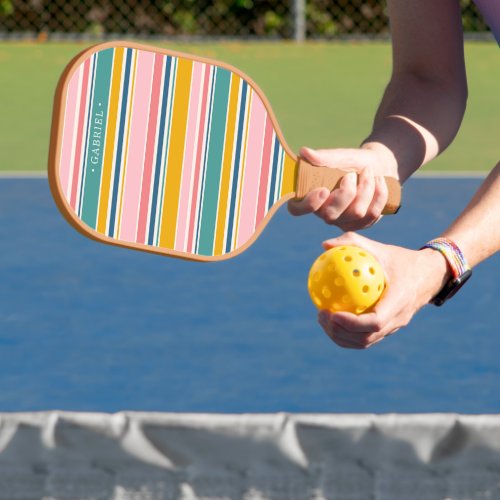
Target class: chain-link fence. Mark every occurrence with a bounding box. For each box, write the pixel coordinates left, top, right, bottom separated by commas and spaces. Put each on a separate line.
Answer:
0, 0, 490, 40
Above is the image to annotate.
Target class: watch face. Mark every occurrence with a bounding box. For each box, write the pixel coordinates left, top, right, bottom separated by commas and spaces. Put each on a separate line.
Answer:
432, 269, 472, 306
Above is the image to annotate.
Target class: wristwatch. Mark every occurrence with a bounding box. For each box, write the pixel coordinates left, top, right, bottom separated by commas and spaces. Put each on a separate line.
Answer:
421, 238, 472, 306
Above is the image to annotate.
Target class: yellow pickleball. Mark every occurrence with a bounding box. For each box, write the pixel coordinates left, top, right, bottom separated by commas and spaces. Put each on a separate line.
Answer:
308, 245, 385, 314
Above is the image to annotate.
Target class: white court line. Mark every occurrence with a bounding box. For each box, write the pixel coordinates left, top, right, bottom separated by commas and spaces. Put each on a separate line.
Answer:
0, 171, 47, 178
414, 170, 487, 179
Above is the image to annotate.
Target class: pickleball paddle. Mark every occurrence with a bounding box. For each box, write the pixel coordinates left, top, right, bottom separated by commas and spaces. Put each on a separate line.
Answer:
48, 41, 401, 262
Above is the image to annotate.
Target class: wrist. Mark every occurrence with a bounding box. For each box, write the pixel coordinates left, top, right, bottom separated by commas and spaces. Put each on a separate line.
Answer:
418, 248, 452, 302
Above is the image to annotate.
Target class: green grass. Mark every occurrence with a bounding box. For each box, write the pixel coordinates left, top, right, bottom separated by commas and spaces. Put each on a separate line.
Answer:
0, 41, 497, 172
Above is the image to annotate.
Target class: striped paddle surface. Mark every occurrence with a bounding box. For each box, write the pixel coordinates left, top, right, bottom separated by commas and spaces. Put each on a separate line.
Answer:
50, 42, 297, 261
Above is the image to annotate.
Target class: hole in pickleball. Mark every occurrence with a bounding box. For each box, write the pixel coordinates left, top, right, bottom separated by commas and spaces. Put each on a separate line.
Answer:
378, 284, 382, 291
356, 306, 366, 314
334, 277, 344, 287
322, 286, 332, 299
313, 271, 321, 282
359, 251, 367, 257
369, 267, 375, 275
352, 269, 360, 277
362, 285, 369, 293
344, 256, 352, 262
333, 303, 342, 311
327, 264, 335, 272
313, 294, 322, 308
342, 295, 351, 304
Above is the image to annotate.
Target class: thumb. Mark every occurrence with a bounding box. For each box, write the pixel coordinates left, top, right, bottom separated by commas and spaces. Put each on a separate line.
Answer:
299, 147, 367, 171
322, 231, 370, 250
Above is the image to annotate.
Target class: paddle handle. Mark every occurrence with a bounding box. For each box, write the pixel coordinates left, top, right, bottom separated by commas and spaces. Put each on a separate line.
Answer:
294, 158, 401, 215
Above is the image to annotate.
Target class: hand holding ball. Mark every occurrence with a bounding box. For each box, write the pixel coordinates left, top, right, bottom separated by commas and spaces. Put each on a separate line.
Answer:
308, 245, 385, 314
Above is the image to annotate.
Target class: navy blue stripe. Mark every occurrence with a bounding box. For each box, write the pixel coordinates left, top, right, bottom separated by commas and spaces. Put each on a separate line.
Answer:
268, 137, 280, 211
78, 54, 97, 217
194, 67, 217, 253
108, 48, 132, 237
224, 81, 248, 254
147, 56, 172, 246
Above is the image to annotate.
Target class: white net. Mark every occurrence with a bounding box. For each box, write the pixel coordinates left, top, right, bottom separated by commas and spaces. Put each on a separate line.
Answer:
1, 412, 500, 499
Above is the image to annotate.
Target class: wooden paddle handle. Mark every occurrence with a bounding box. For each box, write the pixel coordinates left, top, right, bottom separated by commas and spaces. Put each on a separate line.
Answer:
295, 158, 401, 215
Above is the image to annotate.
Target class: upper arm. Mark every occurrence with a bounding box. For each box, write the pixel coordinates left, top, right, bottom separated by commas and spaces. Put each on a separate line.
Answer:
387, 0, 467, 86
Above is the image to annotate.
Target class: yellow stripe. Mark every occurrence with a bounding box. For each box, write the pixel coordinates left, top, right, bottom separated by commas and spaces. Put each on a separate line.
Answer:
97, 47, 124, 234
159, 58, 193, 249
214, 74, 240, 256
280, 151, 297, 197
117, 50, 138, 237
232, 89, 253, 250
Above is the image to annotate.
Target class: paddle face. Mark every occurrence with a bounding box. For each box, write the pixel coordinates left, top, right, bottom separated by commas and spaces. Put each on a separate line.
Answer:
49, 41, 297, 262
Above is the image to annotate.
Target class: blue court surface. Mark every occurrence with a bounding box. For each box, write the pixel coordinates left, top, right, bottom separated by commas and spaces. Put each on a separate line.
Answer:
0, 176, 499, 413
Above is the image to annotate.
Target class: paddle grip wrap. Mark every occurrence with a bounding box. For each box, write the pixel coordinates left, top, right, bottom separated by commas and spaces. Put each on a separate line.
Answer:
295, 158, 401, 215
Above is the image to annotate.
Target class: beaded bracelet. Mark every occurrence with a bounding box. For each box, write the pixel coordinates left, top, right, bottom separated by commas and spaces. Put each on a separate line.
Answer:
421, 238, 472, 306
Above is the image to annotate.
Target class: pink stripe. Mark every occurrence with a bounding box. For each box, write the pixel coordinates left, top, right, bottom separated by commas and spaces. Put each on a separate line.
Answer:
136, 54, 164, 244
69, 59, 91, 210
119, 51, 155, 242
60, 69, 80, 201
236, 94, 267, 248
255, 115, 274, 229
186, 66, 211, 253
175, 62, 203, 252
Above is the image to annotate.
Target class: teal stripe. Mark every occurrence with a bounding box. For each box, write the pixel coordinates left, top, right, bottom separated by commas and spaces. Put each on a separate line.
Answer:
81, 48, 114, 228
197, 68, 231, 256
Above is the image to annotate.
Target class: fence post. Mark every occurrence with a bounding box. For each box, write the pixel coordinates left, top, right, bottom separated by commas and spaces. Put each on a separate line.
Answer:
293, 0, 306, 42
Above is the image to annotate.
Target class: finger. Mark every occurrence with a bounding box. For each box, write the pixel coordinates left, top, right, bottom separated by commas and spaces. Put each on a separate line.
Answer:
288, 188, 330, 216
330, 311, 385, 335
342, 166, 376, 221
319, 311, 372, 349
328, 167, 377, 231
330, 336, 365, 349
321, 325, 365, 349
330, 316, 392, 348
340, 176, 388, 230
316, 172, 358, 224
299, 146, 370, 170
365, 176, 389, 220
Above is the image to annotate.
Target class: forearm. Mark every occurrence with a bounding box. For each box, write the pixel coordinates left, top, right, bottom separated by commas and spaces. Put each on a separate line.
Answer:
441, 162, 500, 267
363, 73, 467, 181
361, 0, 467, 182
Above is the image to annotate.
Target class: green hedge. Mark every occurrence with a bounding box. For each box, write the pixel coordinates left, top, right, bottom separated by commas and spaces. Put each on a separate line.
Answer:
0, 0, 489, 38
